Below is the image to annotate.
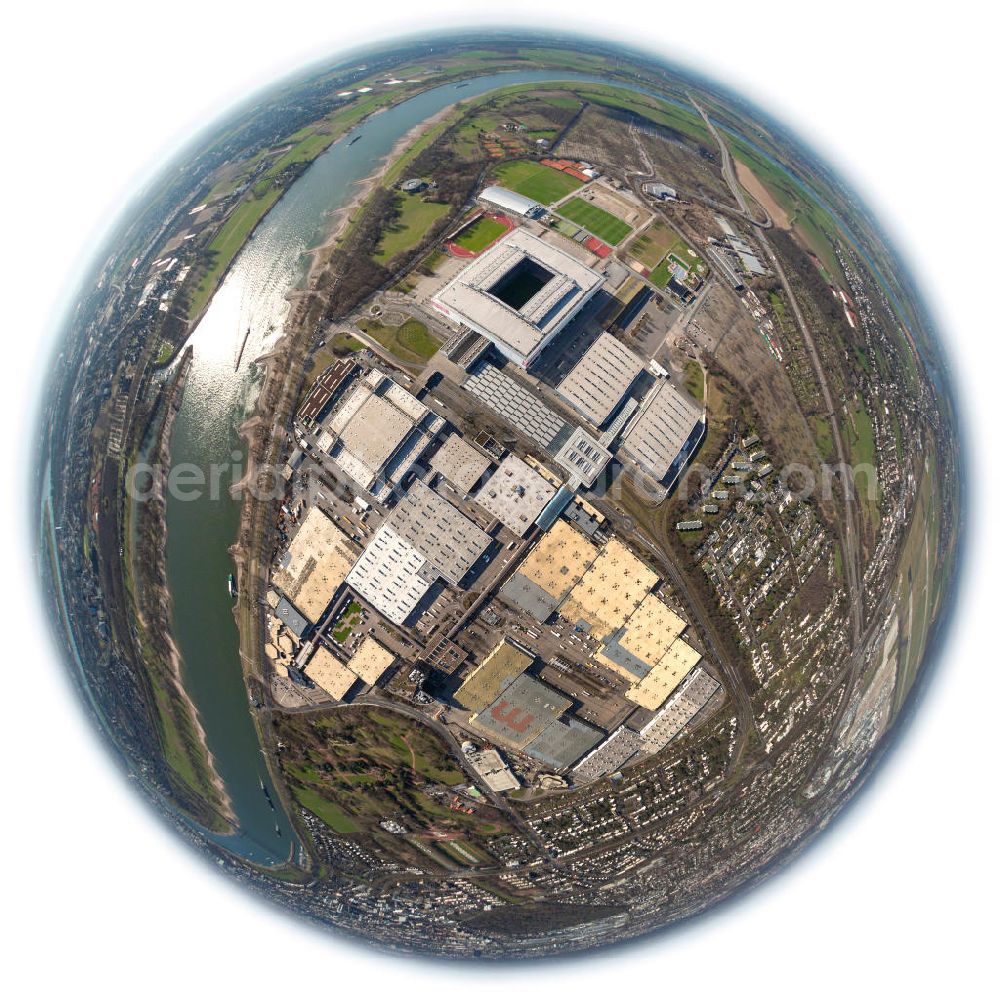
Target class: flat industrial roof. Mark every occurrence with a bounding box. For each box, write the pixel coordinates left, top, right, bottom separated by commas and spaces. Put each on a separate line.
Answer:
560, 538, 659, 641
304, 646, 357, 700
385, 479, 491, 585
347, 635, 396, 685
524, 716, 603, 770
594, 593, 686, 680
640, 666, 719, 752
556, 331, 645, 427
346, 524, 435, 626
455, 638, 534, 713
619, 379, 703, 482
625, 638, 701, 710
431, 229, 603, 361
272, 506, 358, 621
503, 519, 599, 608
470, 674, 571, 750
572, 726, 643, 781
475, 453, 557, 536
429, 433, 492, 495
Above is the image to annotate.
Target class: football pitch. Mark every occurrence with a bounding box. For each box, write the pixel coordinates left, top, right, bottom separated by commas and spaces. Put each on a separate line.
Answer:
493, 160, 583, 204
558, 197, 632, 245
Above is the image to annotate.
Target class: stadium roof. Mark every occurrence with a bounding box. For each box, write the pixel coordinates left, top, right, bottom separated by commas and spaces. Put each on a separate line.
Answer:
619, 379, 704, 483
479, 185, 544, 218
475, 453, 557, 536
556, 331, 645, 427
431, 229, 604, 367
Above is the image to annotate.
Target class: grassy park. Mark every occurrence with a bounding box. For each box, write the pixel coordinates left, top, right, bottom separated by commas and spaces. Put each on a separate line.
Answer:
492, 159, 583, 204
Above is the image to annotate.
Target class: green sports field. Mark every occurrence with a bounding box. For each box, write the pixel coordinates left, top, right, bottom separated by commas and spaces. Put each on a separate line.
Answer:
492, 159, 583, 205
453, 214, 508, 252
557, 197, 632, 245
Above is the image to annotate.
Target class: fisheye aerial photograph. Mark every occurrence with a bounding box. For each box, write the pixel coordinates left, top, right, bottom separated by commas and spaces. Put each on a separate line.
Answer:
19, 3, 982, 983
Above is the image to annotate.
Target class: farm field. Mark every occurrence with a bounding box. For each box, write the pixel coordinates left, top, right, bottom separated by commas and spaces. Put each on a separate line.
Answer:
557, 196, 632, 245
492, 159, 583, 204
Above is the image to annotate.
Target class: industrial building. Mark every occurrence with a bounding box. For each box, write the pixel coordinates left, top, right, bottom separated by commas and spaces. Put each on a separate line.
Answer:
469, 674, 571, 750
429, 433, 492, 496
556, 331, 645, 428
345, 523, 438, 625
639, 666, 720, 752
272, 506, 359, 621
475, 453, 557, 535
501, 518, 599, 621
560, 538, 659, 641
346, 636, 396, 685
298, 359, 358, 424
463, 362, 569, 450
304, 646, 358, 700
552, 426, 612, 488
318, 368, 445, 500
477, 184, 544, 219
619, 378, 705, 488
572, 726, 644, 781
524, 716, 603, 770
346, 480, 491, 625
454, 637, 534, 712
431, 229, 604, 367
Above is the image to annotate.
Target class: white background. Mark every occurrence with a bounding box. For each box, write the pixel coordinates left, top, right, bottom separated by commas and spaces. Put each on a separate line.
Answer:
3, 2, 997, 996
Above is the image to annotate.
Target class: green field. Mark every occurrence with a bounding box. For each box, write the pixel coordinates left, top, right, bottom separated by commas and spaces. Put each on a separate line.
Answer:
492, 159, 583, 204
453, 214, 508, 252
356, 317, 441, 364
374, 193, 451, 264
557, 197, 632, 245
628, 220, 702, 282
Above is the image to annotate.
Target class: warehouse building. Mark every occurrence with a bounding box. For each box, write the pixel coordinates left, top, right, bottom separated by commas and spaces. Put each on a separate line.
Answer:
431, 229, 604, 368
319, 368, 445, 500
640, 666, 720, 752
345, 523, 438, 625
619, 378, 705, 489
477, 184, 544, 219
429, 433, 492, 496
572, 726, 644, 781
272, 506, 359, 621
463, 361, 569, 451
455, 637, 534, 712
556, 331, 645, 428
274, 597, 310, 639
465, 746, 520, 793
475, 453, 557, 536
304, 646, 359, 701
346, 636, 396, 686
469, 674, 572, 750
500, 519, 599, 621
346, 480, 491, 625
560, 538, 659, 641
524, 716, 603, 770
552, 426, 612, 488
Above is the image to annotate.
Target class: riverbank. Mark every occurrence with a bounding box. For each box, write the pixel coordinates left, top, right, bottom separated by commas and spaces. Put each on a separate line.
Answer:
132, 347, 236, 832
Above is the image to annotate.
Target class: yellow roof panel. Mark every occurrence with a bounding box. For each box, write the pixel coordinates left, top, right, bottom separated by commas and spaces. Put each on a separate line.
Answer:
347, 636, 396, 685
516, 519, 599, 601
304, 647, 357, 700
455, 638, 533, 712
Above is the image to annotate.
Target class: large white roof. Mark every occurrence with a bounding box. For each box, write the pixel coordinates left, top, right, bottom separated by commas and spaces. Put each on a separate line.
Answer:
431, 229, 603, 362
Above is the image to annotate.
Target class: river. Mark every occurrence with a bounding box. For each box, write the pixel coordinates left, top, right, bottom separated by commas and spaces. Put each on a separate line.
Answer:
163, 66, 845, 865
